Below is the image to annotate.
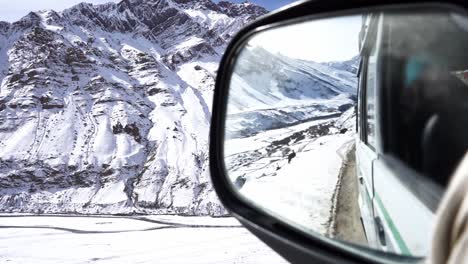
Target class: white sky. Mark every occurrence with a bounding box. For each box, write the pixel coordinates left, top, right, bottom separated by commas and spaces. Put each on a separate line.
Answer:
250, 15, 362, 62
0, 0, 119, 22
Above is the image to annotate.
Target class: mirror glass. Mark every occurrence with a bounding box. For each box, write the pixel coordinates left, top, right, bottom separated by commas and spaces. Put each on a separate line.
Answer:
223, 9, 468, 257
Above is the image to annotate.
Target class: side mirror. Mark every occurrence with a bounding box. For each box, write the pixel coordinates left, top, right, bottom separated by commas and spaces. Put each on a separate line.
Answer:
210, 1, 468, 263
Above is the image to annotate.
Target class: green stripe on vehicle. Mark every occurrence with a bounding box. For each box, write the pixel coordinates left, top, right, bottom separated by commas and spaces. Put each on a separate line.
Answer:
374, 193, 411, 256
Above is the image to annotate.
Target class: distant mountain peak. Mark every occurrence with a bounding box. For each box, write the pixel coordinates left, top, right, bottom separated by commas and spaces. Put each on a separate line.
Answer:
13, 11, 42, 27
217, 1, 267, 17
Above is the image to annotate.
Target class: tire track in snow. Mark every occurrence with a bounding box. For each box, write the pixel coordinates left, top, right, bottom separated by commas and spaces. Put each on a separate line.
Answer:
0, 215, 243, 234
0, 224, 242, 234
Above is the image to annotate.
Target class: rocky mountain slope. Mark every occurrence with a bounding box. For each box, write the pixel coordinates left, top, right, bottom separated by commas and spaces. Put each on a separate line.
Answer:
226, 46, 357, 138
0, 0, 267, 215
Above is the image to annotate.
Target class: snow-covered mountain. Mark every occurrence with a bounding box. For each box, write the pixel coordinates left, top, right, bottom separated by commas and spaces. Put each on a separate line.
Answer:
226, 46, 357, 138
0, 0, 267, 215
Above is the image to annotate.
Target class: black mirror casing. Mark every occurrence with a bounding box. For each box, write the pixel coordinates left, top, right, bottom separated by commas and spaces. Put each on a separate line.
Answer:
209, 0, 468, 263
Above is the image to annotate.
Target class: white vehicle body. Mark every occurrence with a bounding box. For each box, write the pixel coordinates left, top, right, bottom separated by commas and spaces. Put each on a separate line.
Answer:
355, 13, 443, 256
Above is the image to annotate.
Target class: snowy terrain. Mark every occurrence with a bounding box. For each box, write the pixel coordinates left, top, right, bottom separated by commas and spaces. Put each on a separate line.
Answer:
0, 214, 287, 264
225, 109, 356, 236
224, 45, 358, 235
0, 0, 267, 215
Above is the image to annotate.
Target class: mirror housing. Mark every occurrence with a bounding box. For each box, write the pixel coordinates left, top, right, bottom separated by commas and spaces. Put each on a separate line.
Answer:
210, 1, 468, 263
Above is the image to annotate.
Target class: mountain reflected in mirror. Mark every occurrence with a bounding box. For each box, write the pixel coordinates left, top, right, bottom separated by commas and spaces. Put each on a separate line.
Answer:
224, 16, 361, 242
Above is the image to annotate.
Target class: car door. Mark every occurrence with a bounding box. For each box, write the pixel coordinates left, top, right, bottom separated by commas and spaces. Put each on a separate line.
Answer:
360, 13, 432, 255
370, 13, 438, 257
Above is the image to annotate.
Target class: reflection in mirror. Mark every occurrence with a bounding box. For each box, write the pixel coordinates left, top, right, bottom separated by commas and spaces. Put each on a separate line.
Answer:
224, 10, 468, 258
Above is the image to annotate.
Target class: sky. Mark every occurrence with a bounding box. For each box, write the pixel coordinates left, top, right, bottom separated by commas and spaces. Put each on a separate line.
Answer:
1, 0, 118, 22
0, 0, 299, 23
249, 15, 362, 62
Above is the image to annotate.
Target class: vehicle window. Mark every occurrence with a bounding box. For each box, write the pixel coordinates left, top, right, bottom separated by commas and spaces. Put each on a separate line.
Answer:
365, 44, 377, 149
387, 13, 468, 185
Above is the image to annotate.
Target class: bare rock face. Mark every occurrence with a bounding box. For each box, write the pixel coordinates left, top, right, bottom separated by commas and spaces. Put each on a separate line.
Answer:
218, 1, 267, 19
0, 0, 267, 215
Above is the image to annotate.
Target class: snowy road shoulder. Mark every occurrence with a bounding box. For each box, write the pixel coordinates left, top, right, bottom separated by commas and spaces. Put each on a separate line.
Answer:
239, 134, 354, 235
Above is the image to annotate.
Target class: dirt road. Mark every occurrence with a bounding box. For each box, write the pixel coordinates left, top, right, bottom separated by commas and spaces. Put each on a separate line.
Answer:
331, 144, 368, 246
